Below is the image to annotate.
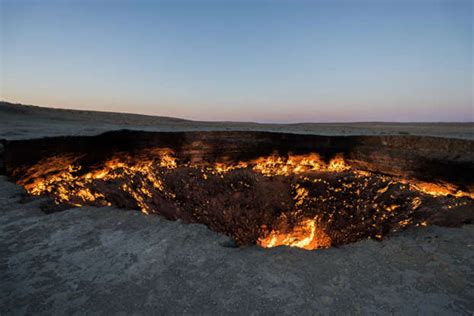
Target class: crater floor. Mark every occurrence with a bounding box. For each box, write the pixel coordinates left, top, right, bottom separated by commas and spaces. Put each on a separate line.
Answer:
1, 176, 474, 314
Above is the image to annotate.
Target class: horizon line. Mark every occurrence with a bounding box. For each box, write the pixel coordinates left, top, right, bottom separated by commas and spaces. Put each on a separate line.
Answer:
1, 100, 473, 125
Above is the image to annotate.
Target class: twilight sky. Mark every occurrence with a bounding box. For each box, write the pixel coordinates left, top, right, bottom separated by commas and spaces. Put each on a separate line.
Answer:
1, 0, 472, 122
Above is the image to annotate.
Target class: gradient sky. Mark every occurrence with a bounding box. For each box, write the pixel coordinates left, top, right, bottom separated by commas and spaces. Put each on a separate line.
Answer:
1, 0, 472, 122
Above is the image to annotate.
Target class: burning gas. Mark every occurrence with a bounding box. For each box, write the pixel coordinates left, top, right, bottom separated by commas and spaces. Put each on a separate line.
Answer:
257, 216, 332, 250
13, 149, 474, 250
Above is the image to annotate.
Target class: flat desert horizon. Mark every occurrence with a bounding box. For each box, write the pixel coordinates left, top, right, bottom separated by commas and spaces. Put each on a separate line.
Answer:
1, 101, 473, 140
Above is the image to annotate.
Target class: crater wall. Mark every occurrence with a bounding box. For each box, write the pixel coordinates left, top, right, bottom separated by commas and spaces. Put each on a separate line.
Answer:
3, 130, 473, 191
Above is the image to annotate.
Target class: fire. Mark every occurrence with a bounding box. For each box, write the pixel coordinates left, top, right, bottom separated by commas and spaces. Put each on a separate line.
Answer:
294, 185, 309, 207
408, 181, 474, 199
13, 148, 474, 251
16, 154, 83, 196
328, 154, 350, 172
257, 216, 331, 250
213, 161, 248, 173
15, 148, 177, 211
251, 153, 349, 176
257, 181, 332, 250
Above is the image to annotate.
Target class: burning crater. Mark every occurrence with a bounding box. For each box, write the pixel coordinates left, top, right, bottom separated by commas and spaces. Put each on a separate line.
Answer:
3, 131, 473, 250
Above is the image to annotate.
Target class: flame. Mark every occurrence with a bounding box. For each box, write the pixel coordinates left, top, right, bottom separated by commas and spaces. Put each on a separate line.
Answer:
294, 185, 309, 207
257, 217, 331, 250
16, 154, 83, 196
16, 149, 177, 212
13, 148, 473, 251
213, 161, 248, 173
328, 154, 350, 172
18, 150, 471, 205
408, 181, 474, 199
250, 153, 349, 176
257, 183, 331, 250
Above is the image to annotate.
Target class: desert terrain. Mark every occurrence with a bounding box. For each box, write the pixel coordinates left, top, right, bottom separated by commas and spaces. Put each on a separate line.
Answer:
1, 101, 473, 314
1, 101, 473, 140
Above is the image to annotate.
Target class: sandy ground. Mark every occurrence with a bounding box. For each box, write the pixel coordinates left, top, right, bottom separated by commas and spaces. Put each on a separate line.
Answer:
1, 176, 473, 314
1, 101, 473, 314
1, 101, 473, 140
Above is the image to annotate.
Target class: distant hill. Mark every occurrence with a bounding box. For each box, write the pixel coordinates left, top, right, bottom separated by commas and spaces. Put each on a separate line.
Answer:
0, 101, 190, 125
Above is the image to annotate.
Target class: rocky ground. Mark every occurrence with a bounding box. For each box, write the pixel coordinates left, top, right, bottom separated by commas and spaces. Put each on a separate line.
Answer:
1, 176, 474, 314
1, 102, 473, 314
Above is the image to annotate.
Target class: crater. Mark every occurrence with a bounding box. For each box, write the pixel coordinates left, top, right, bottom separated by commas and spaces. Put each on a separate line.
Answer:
2, 130, 473, 250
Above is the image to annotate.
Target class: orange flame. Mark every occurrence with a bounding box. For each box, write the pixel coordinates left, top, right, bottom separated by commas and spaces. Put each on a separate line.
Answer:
14, 148, 473, 251
257, 217, 331, 250
16, 149, 177, 213
408, 181, 474, 199
250, 153, 349, 176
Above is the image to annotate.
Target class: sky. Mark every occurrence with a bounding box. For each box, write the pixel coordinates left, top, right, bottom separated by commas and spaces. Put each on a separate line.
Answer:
0, 0, 472, 122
